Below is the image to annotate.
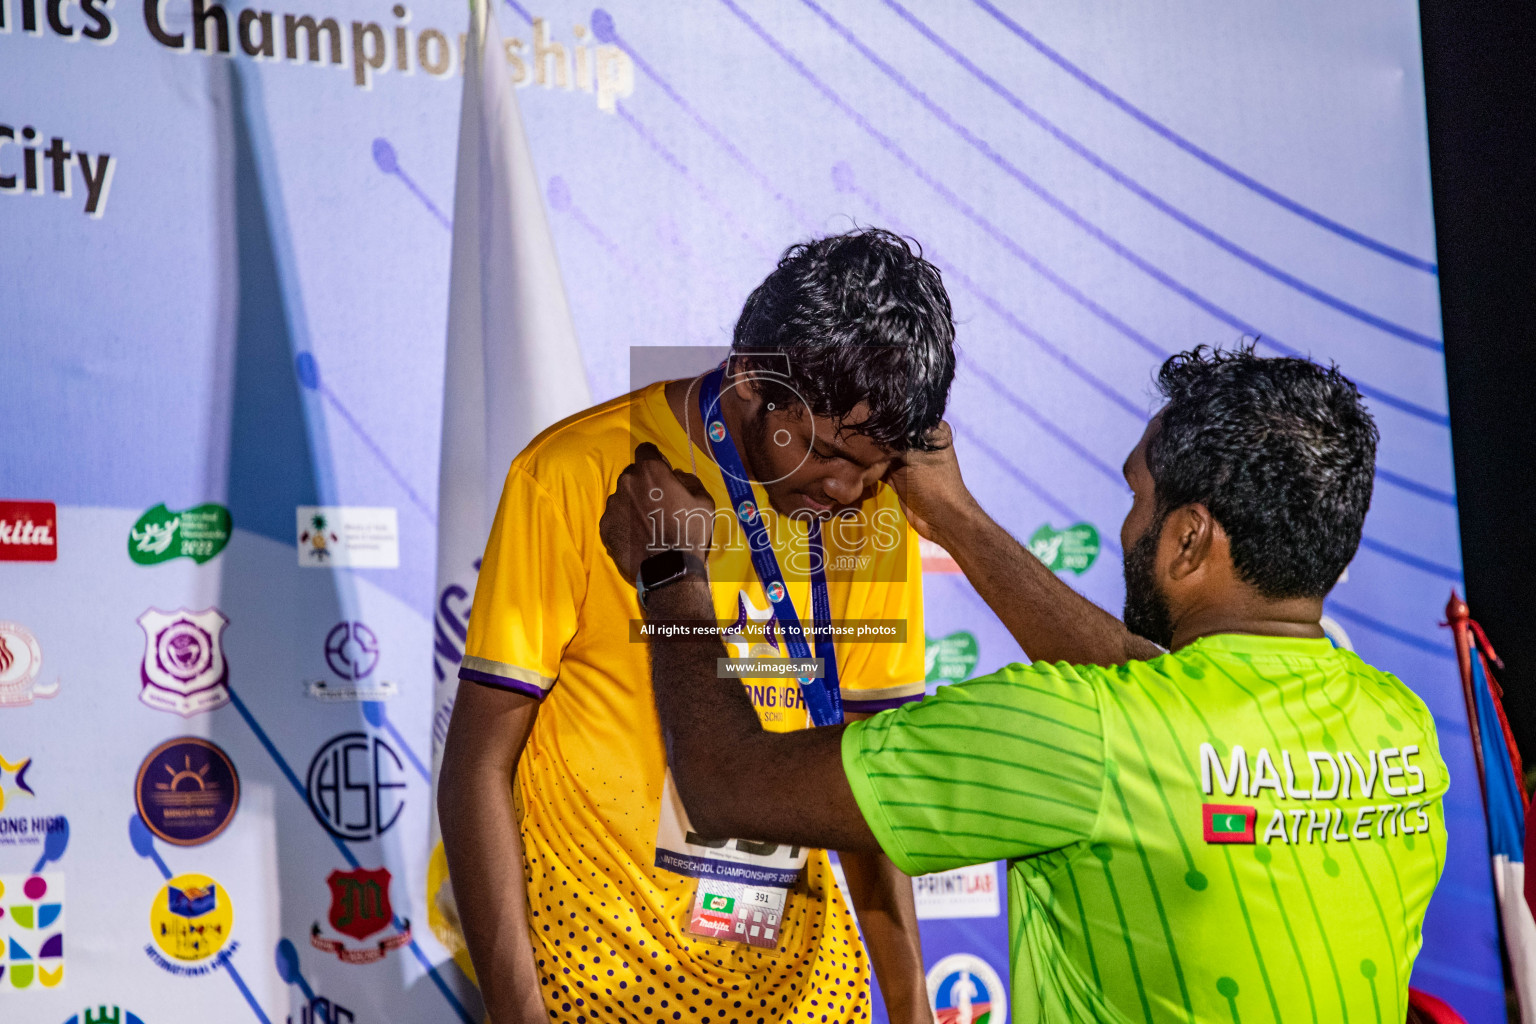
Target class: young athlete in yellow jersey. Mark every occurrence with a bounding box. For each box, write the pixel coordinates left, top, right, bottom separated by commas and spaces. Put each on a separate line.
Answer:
437, 229, 955, 1024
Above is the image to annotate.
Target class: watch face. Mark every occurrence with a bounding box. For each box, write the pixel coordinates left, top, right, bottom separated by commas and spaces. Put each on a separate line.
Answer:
641, 550, 689, 590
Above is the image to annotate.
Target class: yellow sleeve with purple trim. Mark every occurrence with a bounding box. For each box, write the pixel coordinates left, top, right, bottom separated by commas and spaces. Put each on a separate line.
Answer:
837, 495, 927, 715
457, 464, 586, 700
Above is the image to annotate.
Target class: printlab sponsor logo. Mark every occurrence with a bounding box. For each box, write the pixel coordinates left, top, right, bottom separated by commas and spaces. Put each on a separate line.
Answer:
0, 500, 57, 561
305, 733, 405, 841
913, 863, 1000, 920
1199, 742, 1434, 845
0, 621, 57, 707
128, 503, 231, 565
927, 953, 1006, 1024
289, 996, 355, 1024
1, 873, 65, 991
134, 737, 240, 846
1028, 522, 1100, 575
137, 608, 230, 716
297, 507, 399, 568
308, 621, 397, 702
310, 867, 410, 964
0, 753, 64, 849
145, 873, 236, 975
62, 1007, 150, 1024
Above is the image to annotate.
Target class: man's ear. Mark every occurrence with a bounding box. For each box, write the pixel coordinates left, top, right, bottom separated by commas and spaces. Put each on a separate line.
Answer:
1163, 503, 1217, 582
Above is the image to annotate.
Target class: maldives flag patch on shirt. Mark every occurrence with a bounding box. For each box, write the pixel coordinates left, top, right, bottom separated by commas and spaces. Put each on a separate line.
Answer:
1203, 804, 1257, 843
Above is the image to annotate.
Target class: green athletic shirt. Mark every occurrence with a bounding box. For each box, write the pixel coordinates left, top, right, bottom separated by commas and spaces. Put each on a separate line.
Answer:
842, 633, 1449, 1024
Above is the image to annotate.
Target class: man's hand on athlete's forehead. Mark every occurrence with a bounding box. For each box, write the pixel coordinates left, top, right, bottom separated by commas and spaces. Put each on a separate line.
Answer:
601, 443, 716, 582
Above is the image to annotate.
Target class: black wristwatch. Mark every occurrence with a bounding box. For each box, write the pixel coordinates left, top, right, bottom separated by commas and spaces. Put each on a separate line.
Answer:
636, 550, 707, 608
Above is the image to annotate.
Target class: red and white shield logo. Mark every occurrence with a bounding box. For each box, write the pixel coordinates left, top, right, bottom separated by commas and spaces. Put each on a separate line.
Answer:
325, 867, 393, 942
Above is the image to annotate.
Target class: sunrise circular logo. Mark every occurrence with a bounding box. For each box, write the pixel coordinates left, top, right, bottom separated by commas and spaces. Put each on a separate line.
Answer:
135, 737, 240, 846
927, 953, 1007, 1024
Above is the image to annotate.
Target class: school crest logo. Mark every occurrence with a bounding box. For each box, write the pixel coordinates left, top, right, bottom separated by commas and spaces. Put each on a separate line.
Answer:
147, 873, 235, 973
310, 867, 411, 964
137, 609, 230, 716
134, 738, 241, 846
0, 622, 57, 707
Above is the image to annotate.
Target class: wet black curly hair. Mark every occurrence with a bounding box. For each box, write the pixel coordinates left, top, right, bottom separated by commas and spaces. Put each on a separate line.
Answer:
730, 227, 955, 452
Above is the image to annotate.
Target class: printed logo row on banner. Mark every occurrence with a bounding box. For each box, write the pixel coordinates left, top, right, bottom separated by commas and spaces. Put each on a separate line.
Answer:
0, 500, 400, 568
2, 740, 414, 992
0, 608, 399, 711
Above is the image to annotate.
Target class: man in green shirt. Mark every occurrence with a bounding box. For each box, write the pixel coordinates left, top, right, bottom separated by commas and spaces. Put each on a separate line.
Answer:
599, 345, 1448, 1023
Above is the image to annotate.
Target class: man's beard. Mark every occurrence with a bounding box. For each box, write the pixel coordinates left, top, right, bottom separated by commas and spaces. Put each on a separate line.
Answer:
1123, 516, 1175, 650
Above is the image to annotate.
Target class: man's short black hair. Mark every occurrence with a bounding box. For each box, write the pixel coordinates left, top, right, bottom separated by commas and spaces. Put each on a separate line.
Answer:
1147, 343, 1379, 599
731, 227, 955, 452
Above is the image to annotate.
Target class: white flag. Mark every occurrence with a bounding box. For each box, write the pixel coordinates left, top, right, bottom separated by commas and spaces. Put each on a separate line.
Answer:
427, 0, 591, 935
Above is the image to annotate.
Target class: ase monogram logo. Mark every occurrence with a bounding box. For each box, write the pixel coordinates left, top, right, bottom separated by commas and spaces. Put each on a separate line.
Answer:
305, 733, 405, 841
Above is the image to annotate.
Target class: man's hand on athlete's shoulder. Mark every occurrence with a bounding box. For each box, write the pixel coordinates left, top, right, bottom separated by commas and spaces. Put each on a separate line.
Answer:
600, 442, 715, 582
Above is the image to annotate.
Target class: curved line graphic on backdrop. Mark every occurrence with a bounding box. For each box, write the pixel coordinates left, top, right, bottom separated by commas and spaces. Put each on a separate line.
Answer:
862, 0, 1441, 350
583, 9, 1456, 501
708, 0, 1448, 427
222, 686, 474, 1024
969, 0, 1438, 275
516, 6, 1458, 573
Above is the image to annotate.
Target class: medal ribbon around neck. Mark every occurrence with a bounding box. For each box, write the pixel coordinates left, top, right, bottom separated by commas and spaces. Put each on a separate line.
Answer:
698, 366, 842, 728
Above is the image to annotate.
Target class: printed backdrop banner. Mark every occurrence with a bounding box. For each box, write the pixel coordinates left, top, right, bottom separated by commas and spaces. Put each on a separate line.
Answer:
0, 0, 1491, 1020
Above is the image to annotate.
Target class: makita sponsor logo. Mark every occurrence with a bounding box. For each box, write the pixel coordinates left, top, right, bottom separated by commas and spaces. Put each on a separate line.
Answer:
0, 502, 57, 562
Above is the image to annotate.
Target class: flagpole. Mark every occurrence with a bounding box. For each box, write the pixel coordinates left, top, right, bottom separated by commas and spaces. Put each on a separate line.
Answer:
1447, 590, 1490, 805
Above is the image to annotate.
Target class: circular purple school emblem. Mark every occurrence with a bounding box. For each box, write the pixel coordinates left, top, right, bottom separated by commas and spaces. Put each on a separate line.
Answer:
157, 620, 213, 681
135, 736, 241, 846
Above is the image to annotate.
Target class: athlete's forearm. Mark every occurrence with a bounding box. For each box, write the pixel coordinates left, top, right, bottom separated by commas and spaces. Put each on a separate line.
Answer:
931, 501, 1160, 666
438, 770, 547, 1022
438, 695, 549, 1024
645, 580, 881, 852
839, 848, 930, 1024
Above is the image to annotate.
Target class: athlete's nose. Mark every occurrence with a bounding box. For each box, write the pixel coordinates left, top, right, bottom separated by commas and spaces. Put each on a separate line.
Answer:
822, 470, 864, 506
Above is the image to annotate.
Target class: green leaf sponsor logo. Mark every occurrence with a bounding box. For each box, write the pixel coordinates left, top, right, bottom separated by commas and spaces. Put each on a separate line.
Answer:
1028, 522, 1100, 575
925, 631, 978, 683
128, 503, 232, 565
703, 893, 735, 914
